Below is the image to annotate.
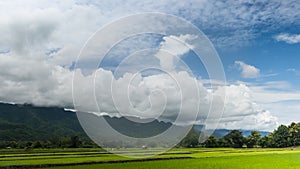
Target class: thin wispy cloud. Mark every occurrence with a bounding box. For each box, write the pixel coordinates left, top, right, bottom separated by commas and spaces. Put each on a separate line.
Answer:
286, 68, 300, 76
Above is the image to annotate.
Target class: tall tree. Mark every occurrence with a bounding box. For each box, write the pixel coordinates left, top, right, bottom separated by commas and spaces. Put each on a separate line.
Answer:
224, 130, 245, 148
204, 135, 218, 148
70, 136, 81, 148
288, 122, 300, 146
246, 131, 261, 148
273, 125, 290, 148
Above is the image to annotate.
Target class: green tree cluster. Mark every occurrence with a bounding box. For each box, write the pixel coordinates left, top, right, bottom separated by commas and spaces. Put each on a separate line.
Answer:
0, 136, 98, 149
203, 122, 300, 148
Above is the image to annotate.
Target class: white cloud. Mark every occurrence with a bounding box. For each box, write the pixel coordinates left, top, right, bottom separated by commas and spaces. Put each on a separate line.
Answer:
216, 110, 278, 131
274, 33, 300, 44
72, 69, 278, 131
211, 84, 278, 131
155, 34, 196, 71
235, 61, 260, 78
262, 100, 300, 126
249, 84, 300, 127
0, 53, 73, 107
249, 82, 300, 104
73, 69, 208, 124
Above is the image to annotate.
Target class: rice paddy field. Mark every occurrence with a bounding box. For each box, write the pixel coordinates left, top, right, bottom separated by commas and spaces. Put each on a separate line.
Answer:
1, 148, 300, 169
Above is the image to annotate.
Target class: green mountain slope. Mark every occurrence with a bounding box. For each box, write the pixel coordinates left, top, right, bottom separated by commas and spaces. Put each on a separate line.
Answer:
0, 103, 172, 141
0, 103, 86, 141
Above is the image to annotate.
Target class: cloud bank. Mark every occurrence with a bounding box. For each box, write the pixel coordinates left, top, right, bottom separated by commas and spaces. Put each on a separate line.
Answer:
0, 50, 278, 131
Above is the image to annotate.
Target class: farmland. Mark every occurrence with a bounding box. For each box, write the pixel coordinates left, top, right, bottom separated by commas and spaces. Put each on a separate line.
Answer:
1, 148, 300, 169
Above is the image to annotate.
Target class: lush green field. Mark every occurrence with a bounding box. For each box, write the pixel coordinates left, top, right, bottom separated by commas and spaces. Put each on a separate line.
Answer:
52, 153, 300, 169
1, 148, 300, 168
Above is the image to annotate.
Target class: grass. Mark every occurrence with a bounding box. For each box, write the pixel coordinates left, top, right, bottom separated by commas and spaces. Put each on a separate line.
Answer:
0, 148, 300, 168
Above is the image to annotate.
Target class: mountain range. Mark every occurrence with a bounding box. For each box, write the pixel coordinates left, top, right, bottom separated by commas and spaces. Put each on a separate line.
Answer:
0, 103, 269, 142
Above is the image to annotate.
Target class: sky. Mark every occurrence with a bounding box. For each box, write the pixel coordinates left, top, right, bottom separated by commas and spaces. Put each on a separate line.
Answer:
0, 0, 300, 131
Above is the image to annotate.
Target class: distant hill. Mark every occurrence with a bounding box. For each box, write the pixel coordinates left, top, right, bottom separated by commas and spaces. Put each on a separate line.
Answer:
103, 115, 172, 138
194, 125, 270, 138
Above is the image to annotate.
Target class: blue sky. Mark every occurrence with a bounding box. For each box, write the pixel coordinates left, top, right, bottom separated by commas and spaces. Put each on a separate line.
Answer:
0, 0, 299, 131
221, 38, 300, 86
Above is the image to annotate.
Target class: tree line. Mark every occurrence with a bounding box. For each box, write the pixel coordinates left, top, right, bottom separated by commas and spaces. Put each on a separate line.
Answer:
1, 122, 299, 149
179, 122, 300, 148
0, 136, 98, 149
